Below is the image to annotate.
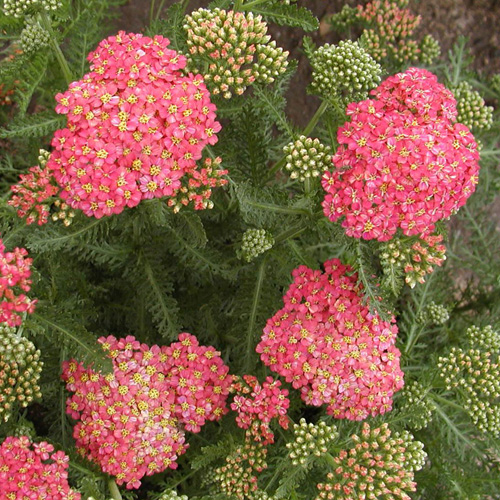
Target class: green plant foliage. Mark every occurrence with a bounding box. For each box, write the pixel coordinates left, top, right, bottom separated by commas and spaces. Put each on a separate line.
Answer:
0, 1, 499, 500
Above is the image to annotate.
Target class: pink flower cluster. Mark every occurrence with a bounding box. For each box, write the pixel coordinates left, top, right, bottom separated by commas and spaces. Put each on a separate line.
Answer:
322, 67, 480, 241
0, 435, 81, 500
230, 375, 289, 445
256, 259, 404, 420
61, 333, 232, 489
9, 164, 60, 225
47, 31, 222, 219
0, 239, 36, 327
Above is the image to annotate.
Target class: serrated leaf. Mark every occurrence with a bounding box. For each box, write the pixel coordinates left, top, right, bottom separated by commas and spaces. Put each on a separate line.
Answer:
250, 4, 319, 32
0, 112, 66, 139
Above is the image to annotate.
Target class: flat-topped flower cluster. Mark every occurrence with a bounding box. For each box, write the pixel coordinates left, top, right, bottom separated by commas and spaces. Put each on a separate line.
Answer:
322, 67, 480, 241
0, 436, 80, 500
257, 258, 404, 420
231, 375, 289, 444
0, 239, 36, 327
61, 333, 232, 489
48, 31, 222, 219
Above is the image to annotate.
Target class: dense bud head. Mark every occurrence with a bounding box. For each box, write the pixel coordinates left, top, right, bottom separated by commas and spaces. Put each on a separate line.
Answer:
439, 339, 500, 436
417, 301, 450, 325
3, 0, 62, 17
452, 81, 494, 131
396, 380, 435, 431
184, 9, 288, 98
20, 18, 50, 54
158, 490, 189, 500
0, 327, 43, 421
310, 40, 382, 102
287, 418, 339, 465
238, 229, 274, 262
316, 423, 426, 500
283, 136, 332, 182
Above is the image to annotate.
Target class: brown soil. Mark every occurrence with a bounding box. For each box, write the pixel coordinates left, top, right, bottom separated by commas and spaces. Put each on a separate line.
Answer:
119, 0, 500, 127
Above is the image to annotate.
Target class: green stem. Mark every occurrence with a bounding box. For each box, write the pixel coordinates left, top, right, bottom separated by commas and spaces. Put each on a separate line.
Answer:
108, 478, 123, 500
241, 0, 269, 10
39, 12, 73, 85
431, 392, 466, 413
243, 255, 268, 372
264, 101, 329, 184
234, 0, 244, 11
274, 224, 308, 244
302, 100, 329, 137
149, 0, 156, 24
304, 177, 312, 196
169, 468, 198, 489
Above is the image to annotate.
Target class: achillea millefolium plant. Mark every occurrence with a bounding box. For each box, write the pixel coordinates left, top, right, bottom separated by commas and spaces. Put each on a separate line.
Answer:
0, 0, 500, 499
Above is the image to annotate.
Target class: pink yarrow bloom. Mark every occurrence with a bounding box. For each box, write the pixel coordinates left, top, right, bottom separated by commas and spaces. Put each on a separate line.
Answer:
0, 435, 81, 500
0, 238, 36, 327
48, 32, 222, 219
61, 333, 232, 489
256, 259, 404, 420
230, 375, 290, 445
322, 67, 480, 241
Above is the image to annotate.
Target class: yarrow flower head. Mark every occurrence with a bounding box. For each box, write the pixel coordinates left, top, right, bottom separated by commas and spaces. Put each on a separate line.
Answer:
438, 325, 500, 436
61, 333, 232, 489
0, 239, 36, 327
310, 40, 382, 103
237, 229, 274, 262
286, 418, 339, 466
230, 375, 289, 445
0, 325, 43, 422
452, 81, 494, 131
184, 9, 289, 99
322, 68, 480, 242
283, 136, 333, 182
157, 490, 189, 500
0, 435, 81, 500
256, 259, 404, 421
47, 32, 222, 219
316, 423, 426, 500
9, 149, 63, 226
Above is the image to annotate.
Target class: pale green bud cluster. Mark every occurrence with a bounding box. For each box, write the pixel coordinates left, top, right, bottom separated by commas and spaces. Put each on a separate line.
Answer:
20, 18, 50, 54
491, 74, 500, 95
184, 9, 288, 99
283, 136, 332, 182
158, 490, 189, 500
238, 229, 274, 262
453, 81, 493, 131
316, 423, 426, 500
327, 5, 358, 32
380, 234, 446, 289
465, 325, 500, 353
417, 301, 450, 325
0, 326, 43, 422
310, 40, 382, 102
397, 380, 435, 431
286, 418, 338, 466
438, 347, 500, 436
212, 441, 268, 500
3, 0, 62, 18
419, 34, 441, 65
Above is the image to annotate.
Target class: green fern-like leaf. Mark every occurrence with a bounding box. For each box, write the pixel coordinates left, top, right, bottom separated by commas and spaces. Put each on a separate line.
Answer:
0, 111, 65, 139
249, 3, 319, 32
